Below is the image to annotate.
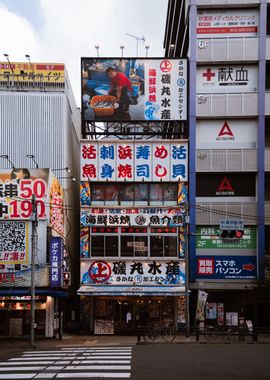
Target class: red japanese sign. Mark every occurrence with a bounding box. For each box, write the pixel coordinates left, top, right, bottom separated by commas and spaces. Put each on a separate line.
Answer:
89, 260, 112, 283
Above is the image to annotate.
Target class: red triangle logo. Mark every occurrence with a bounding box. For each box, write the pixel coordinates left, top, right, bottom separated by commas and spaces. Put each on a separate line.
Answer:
217, 176, 234, 192
218, 121, 234, 137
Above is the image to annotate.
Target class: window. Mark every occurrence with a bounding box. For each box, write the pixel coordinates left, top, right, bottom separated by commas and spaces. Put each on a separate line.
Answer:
105, 236, 118, 257
91, 235, 104, 257
91, 183, 178, 206
90, 227, 179, 258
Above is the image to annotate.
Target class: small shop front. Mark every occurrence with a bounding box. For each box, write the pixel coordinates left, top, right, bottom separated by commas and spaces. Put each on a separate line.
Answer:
78, 258, 186, 335
80, 294, 186, 335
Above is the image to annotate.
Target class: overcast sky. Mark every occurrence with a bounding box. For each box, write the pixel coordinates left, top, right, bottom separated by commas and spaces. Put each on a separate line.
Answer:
0, 0, 168, 105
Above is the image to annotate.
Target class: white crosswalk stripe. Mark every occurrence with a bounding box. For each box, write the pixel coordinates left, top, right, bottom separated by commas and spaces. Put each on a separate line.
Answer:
0, 346, 133, 379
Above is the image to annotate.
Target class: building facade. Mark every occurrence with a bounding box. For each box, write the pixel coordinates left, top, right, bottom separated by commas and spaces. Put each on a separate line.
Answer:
79, 58, 189, 335
0, 62, 80, 337
164, 0, 270, 327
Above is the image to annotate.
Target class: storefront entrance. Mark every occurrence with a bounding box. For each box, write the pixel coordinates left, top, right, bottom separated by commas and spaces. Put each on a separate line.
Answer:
92, 296, 178, 335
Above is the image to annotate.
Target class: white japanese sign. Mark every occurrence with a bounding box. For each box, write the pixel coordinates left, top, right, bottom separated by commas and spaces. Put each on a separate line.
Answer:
81, 259, 185, 286
197, 65, 258, 93
80, 141, 188, 182
197, 9, 259, 37
144, 59, 187, 121
81, 207, 185, 227
196, 120, 257, 149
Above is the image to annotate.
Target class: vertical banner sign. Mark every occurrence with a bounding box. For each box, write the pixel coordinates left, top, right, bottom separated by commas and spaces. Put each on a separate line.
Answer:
195, 290, 208, 321
49, 237, 63, 286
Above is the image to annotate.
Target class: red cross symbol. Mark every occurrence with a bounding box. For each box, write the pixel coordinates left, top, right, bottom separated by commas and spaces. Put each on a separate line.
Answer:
203, 68, 215, 81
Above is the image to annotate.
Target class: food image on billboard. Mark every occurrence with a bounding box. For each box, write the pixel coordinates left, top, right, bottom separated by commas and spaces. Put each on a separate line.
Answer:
81, 58, 187, 122
0, 168, 49, 220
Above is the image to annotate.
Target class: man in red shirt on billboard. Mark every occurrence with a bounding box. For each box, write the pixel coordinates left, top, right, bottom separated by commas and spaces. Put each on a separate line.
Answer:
106, 67, 132, 113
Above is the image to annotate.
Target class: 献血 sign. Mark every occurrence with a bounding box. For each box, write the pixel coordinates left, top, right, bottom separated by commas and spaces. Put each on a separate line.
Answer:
80, 141, 188, 182
197, 65, 258, 93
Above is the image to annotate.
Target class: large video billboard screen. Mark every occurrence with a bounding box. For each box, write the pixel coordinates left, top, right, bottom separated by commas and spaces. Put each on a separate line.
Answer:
81, 58, 187, 122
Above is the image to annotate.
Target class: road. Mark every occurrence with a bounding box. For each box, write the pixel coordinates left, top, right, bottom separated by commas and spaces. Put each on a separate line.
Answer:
0, 343, 270, 379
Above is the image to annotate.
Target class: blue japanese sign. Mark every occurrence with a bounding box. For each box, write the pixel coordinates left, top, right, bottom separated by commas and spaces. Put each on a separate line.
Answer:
49, 237, 63, 286
197, 256, 256, 280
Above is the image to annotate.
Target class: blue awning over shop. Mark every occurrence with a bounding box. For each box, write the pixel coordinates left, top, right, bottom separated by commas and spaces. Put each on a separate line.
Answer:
0, 288, 70, 298
78, 285, 185, 296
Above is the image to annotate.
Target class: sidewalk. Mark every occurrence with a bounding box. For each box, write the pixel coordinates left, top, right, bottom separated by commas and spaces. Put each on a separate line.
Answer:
0, 332, 269, 359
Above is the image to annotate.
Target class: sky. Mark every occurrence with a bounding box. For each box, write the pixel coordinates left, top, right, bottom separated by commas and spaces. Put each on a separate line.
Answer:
0, 0, 168, 106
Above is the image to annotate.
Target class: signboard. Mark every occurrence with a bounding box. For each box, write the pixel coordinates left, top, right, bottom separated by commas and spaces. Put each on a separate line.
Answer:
197, 256, 256, 280
196, 174, 256, 197
0, 169, 49, 220
0, 221, 29, 264
81, 208, 185, 227
197, 65, 258, 93
81, 141, 188, 182
0, 62, 65, 83
0, 222, 48, 287
81, 259, 185, 286
82, 58, 187, 121
197, 9, 259, 37
49, 176, 64, 236
196, 120, 257, 149
196, 226, 256, 250
49, 237, 63, 287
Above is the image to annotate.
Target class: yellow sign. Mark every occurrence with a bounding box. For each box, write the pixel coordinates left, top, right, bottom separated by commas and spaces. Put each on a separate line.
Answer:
0, 62, 65, 83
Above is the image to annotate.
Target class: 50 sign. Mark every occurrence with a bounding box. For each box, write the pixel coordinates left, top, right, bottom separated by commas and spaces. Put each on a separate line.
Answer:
0, 179, 47, 220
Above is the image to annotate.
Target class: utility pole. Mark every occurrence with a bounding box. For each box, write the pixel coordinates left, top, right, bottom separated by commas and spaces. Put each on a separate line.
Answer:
30, 194, 38, 348
184, 205, 190, 340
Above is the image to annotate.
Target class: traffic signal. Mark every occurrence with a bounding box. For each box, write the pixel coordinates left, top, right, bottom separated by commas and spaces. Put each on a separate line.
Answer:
63, 272, 71, 286
220, 229, 244, 239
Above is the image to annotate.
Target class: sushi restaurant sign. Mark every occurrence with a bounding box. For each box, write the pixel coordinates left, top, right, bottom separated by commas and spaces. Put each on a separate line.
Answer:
80, 141, 188, 182
81, 57, 187, 122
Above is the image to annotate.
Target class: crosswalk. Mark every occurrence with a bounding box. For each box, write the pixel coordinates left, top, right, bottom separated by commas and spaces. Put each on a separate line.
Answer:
0, 346, 133, 379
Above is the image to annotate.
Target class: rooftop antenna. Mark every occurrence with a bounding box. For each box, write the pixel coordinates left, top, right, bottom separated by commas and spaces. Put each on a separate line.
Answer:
126, 33, 145, 57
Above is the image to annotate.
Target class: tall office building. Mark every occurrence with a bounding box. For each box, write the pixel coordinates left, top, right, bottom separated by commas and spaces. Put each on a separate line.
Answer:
164, 0, 269, 327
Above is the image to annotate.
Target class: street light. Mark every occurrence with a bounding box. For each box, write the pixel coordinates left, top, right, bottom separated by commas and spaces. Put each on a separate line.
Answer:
3, 54, 14, 74
95, 45, 100, 58
26, 154, 39, 168
120, 45, 125, 58
52, 167, 72, 173
25, 54, 34, 75
0, 154, 15, 168
59, 176, 76, 182
145, 45, 150, 58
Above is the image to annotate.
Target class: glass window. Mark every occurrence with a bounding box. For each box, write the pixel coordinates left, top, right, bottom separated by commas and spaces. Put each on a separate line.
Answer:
163, 183, 177, 203
104, 185, 119, 204
121, 236, 134, 257
120, 184, 134, 204
135, 184, 148, 201
91, 235, 104, 256
164, 236, 177, 257
150, 235, 163, 257
134, 236, 148, 257
105, 236, 119, 257
150, 184, 163, 204
91, 184, 106, 202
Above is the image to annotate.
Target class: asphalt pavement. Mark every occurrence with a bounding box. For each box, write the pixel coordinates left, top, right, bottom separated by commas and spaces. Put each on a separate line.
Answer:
0, 334, 270, 379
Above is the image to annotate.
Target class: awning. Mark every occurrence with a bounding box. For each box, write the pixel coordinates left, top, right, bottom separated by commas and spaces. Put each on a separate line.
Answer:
78, 285, 185, 296
0, 288, 70, 298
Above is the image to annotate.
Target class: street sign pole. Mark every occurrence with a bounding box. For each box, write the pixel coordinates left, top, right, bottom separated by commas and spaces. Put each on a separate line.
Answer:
30, 195, 38, 348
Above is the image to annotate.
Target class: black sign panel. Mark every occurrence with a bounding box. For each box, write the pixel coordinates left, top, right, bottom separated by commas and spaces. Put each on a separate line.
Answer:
196, 173, 256, 197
